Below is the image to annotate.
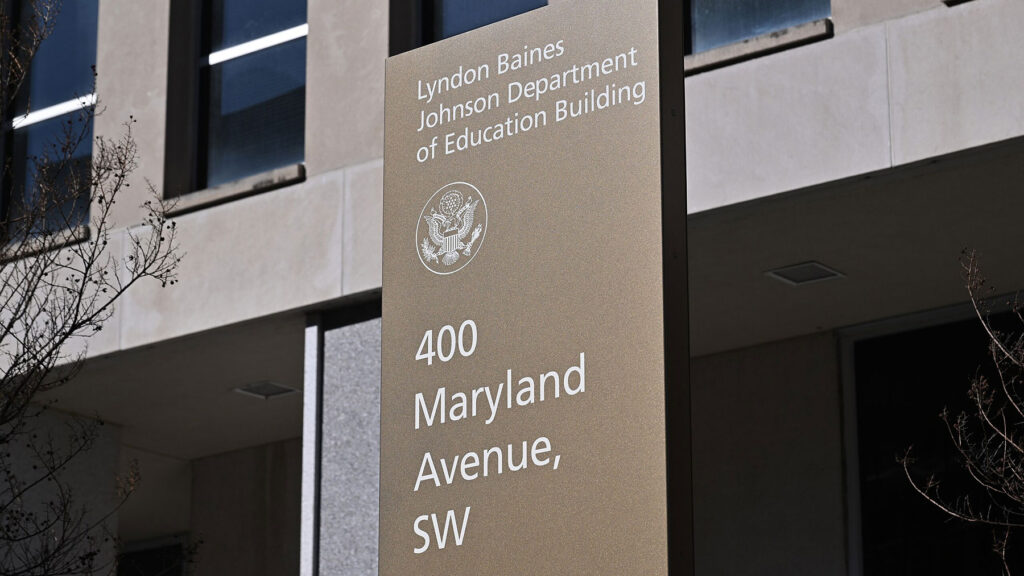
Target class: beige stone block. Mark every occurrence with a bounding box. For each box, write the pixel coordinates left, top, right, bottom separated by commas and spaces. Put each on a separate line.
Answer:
686, 25, 891, 213
305, 0, 388, 176
832, 0, 939, 33
67, 228, 125, 360
889, 0, 1024, 164
119, 183, 343, 348
0, 230, 126, 366
343, 160, 383, 295
94, 0, 171, 227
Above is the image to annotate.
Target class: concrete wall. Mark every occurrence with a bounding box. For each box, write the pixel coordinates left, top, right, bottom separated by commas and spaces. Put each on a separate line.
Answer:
305, 0, 387, 175
118, 447, 191, 542
3, 410, 122, 572
687, 0, 1024, 213
82, 0, 387, 359
191, 439, 302, 576
94, 0, 171, 228
78, 0, 1024, 359
831, 0, 937, 32
691, 333, 846, 575
318, 318, 381, 576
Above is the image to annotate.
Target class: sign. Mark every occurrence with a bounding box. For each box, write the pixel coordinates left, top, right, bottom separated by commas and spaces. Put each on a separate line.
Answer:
382, 2, 685, 573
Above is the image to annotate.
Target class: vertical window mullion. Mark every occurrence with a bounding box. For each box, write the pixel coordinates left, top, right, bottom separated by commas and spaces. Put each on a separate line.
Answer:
195, 56, 211, 191
0, 118, 11, 236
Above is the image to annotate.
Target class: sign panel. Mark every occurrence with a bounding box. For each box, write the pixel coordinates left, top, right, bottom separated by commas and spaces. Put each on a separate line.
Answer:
382, 2, 674, 573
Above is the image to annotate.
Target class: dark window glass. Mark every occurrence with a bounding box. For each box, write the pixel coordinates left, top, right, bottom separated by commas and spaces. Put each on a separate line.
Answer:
203, 38, 305, 188
855, 315, 1024, 574
8, 113, 92, 233
117, 543, 186, 576
690, 0, 829, 53
438, 0, 546, 39
15, 0, 98, 115
208, 0, 307, 51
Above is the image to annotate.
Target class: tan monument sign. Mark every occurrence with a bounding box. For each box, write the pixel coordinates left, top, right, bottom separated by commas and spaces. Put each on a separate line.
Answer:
382, 1, 679, 573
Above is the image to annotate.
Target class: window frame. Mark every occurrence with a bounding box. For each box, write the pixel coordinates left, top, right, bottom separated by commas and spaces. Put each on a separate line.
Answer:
1, 0, 97, 236
686, 0, 831, 55
838, 299, 1024, 576
389, 0, 547, 56
682, 0, 833, 76
164, 0, 308, 205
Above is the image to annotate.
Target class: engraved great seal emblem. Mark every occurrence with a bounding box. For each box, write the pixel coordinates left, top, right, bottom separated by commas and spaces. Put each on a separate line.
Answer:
416, 182, 487, 275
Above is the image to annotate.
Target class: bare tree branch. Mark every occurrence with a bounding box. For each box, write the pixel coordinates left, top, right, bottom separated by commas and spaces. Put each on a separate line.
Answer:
902, 250, 1024, 574
0, 1, 183, 574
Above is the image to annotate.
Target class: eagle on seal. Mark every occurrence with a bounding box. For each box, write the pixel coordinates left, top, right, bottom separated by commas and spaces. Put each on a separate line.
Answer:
421, 195, 483, 266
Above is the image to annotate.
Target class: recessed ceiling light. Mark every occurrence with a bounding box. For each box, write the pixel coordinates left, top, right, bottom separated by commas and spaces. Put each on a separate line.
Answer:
234, 381, 297, 400
766, 261, 844, 286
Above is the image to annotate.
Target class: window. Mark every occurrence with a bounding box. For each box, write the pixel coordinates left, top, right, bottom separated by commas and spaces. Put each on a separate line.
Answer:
433, 0, 546, 39
391, 0, 546, 55
117, 542, 188, 576
195, 0, 307, 191
3, 0, 97, 233
688, 0, 830, 54
853, 315, 1024, 573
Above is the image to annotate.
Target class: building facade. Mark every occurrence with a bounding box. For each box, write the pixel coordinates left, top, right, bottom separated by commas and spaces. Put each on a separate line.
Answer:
5, 0, 1024, 574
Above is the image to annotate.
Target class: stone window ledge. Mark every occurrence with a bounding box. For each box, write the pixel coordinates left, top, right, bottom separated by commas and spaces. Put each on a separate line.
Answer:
684, 18, 833, 77
167, 163, 306, 217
